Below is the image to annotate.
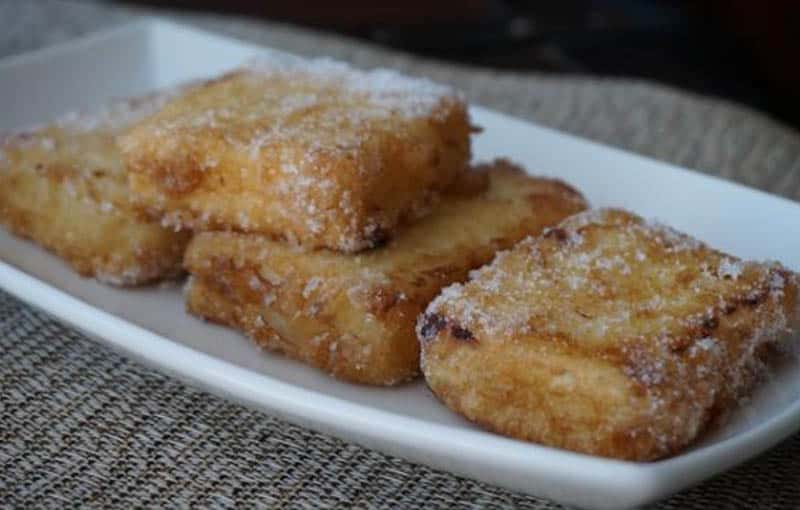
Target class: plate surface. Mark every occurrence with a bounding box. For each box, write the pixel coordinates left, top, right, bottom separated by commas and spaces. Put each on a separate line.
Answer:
1, 20, 798, 509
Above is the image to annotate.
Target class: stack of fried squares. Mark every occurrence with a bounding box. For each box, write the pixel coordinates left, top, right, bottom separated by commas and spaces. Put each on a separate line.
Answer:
117, 56, 588, 385
2, 52, 797, 460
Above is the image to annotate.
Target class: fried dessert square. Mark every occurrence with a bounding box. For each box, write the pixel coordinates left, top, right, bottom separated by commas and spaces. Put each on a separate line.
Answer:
0, 94, 191, 285
119, 56, 472, 252
419, 208, 800, 460
184, 160, 587, 385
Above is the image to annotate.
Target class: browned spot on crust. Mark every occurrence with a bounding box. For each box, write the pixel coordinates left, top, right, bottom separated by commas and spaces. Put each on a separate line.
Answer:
701, 316, 719, 333
667, 335, 693, 352
741, 289, 769, 307
418, 311, 475, 343
151, 159, 204, 195
447, 168, 490, 197
419, 313, 447, 342
544, 227, 568, 242
676, 269, 694, 285
365, 225, 390, 248
450, 324, 476, 342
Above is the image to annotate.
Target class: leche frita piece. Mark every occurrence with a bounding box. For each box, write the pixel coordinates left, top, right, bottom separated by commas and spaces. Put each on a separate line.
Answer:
0, 94, 191, 285
184, 160, 587, 385
418, 208, 800, 460
120, 56, 472, 252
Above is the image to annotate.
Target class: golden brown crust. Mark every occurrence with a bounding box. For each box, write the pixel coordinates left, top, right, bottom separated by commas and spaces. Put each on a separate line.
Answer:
184, 160, 587, 385
420, 208, 800, 460
120, 61, 472, 252
0, 97, 191, 285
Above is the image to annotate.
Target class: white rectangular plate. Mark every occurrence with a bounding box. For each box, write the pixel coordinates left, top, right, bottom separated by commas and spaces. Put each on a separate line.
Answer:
1, 20, 798, 510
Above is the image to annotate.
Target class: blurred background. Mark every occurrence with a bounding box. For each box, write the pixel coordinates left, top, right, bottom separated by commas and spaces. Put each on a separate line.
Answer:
109, 0, 799, 131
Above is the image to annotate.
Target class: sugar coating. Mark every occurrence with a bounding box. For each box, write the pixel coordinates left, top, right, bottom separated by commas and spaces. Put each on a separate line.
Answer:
120, 55, 472, 252
246, 53, 460, 119
427, 209, 794, 343
420, 208, 800, 459
140, 57, 462, 158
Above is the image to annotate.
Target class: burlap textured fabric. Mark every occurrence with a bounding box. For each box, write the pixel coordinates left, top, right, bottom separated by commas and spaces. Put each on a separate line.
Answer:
1, 1, 799, 508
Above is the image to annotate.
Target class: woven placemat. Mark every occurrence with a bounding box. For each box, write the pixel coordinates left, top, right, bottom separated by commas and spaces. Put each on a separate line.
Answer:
2, 1, 799, 508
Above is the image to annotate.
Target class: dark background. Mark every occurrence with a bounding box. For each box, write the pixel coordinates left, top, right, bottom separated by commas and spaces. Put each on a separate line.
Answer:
118, 0, 800, 131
